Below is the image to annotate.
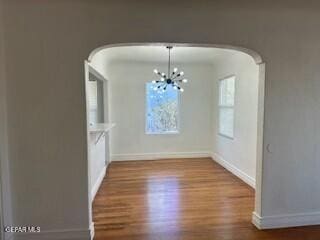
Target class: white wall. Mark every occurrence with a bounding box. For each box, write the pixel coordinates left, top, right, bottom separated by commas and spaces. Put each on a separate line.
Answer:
89, 134, 106, 199
2, 1, 320, 238
106, 61, 213, 160
86, 69, 109, 201
211, 52, 259, 188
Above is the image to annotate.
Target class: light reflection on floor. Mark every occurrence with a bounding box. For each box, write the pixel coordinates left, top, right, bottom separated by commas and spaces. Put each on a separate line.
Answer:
147, 176, 180, 232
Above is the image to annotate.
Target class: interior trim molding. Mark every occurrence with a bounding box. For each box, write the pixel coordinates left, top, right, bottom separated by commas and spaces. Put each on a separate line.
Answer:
12, 228, 92, 240
88, 42, 263, 64
91, 166, 106, 201
111, 152, 212, 161
211, 152, 255, 188
89, 222, 95, 240
252, 211, 320, 229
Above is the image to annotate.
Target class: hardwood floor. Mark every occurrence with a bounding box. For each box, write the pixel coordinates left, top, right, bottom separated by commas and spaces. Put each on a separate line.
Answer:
93, 158, 320, 240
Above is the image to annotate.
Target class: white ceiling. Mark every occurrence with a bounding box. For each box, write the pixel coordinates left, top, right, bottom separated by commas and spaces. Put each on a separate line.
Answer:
91, 45, 240, 65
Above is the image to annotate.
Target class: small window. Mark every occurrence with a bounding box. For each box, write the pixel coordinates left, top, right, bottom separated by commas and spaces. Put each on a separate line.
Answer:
87, 73, 105, 125
146, 83, 179, 134
218, 76, 235, 139
87, 80, 98, 125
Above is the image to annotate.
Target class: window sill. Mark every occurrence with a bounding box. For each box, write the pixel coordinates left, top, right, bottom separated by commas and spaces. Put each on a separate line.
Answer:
146, 131, 179, 135
89, 123, 115, 133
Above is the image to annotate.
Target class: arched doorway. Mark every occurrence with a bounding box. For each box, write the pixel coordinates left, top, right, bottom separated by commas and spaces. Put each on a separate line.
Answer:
85, 43, 265, 234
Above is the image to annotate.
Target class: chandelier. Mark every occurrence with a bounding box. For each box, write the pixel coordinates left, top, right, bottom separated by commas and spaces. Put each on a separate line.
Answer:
152, 46, 188, 92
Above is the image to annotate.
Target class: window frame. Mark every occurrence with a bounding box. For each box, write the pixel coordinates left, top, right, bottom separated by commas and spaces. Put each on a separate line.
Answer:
87, 72, 106, 125
145, 82, 181, 135
87, 78, 98, 125
218, 75, 236, 139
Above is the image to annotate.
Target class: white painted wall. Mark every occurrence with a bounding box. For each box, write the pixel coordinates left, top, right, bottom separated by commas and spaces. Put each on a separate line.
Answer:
89, 134, 106, 199
2, 1, 320, 238
211, 51, 259, 188
105, 61, 213, 160
86, 69, 109, 201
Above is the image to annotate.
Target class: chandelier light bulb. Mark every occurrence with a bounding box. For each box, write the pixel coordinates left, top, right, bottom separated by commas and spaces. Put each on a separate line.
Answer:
151, 46, 188, 93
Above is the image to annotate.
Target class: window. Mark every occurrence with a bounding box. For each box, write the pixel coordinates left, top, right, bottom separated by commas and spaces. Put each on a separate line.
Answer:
87, 72, 105, 125
218, 76, 235, 139
146, 83, 179, 134
87, 80, 98, 125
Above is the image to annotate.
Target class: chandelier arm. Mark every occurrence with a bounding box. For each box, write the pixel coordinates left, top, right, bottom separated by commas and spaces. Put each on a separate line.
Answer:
171, 75, 181, 80
156, 72, 166, 78
172, 82, 179, 87
171, 71, 178, 78
176, 78, 186, 82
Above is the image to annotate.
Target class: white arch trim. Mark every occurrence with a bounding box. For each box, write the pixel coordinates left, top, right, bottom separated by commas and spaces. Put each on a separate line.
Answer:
88, 42, 263, 65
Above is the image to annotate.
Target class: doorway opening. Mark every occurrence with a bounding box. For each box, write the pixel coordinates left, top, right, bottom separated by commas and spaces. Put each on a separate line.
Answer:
84, 43, 265, 237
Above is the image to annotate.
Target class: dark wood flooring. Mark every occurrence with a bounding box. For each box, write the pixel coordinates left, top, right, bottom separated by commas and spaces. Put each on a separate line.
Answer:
93, 158, 320, 239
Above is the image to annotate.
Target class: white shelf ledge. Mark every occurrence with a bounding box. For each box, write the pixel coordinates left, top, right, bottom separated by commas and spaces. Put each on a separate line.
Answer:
89, 123, 115, 133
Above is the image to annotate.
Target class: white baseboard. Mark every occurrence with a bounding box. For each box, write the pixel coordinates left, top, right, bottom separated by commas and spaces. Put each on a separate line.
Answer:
89, 222, 95, 240
12, 227, 92, 240
111, 152, 212, 161
252, 211, 320, 229
91, 166, 106, 201
211, 152, 255, 188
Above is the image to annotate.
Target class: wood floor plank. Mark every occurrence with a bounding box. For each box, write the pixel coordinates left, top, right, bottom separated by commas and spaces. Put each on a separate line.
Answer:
93, 158, 320, 239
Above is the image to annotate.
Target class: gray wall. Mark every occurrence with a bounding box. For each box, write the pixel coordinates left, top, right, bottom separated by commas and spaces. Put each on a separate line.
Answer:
2, 1, 92, 235
0, 1, 13, 239
2, 0, 320, 237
